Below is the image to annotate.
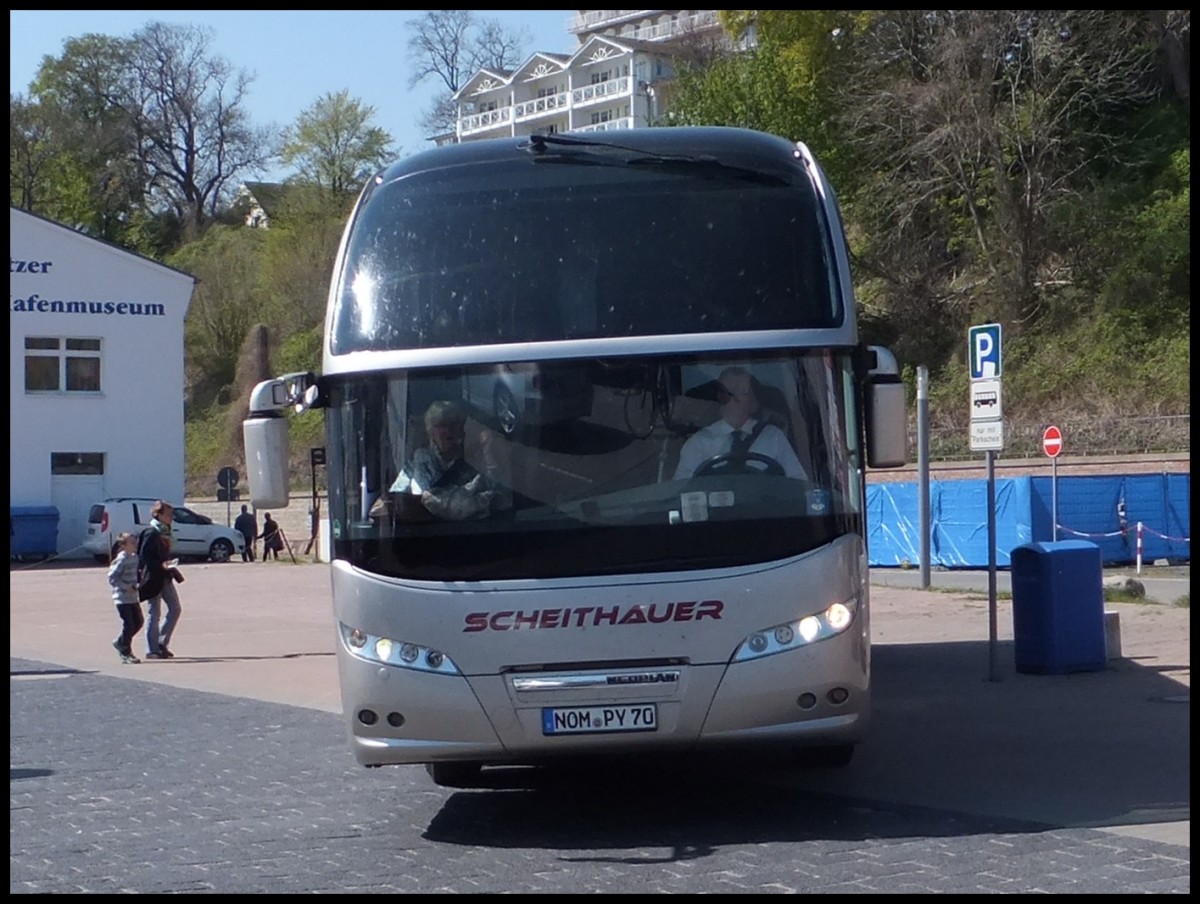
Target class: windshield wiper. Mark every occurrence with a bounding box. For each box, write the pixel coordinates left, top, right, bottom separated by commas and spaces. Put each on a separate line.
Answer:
522, 133, 790, 184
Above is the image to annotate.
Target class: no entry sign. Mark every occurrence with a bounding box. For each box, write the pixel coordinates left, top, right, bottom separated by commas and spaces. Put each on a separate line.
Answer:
1042, 425, 1063, 458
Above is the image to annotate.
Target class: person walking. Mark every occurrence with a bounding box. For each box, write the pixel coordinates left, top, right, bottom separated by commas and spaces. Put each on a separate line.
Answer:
234, 504, 258, 562
260, 512, 283, 561
138, 500, 185, 660
107, 531, 144, 664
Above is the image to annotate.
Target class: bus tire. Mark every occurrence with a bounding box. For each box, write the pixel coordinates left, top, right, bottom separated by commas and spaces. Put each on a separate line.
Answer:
794, 744, 855, 768
425, 761, 483, 788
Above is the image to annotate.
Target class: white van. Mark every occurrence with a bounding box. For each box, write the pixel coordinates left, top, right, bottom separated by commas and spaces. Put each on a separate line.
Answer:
83, 497, 245, 563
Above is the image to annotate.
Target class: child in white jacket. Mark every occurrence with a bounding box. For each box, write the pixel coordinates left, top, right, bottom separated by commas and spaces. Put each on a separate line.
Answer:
107, 532, 144, 663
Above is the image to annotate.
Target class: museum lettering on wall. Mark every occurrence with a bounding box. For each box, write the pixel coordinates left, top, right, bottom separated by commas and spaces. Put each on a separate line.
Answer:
11, 256, 166, 316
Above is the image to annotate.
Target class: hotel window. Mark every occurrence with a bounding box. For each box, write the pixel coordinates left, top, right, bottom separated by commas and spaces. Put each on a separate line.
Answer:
24, 337, 102, 393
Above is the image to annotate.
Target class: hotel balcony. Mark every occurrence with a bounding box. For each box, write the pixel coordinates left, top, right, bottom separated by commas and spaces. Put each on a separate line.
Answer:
460, 106, 513, 138
514, 92, 570, 123
567, 10, 719, 43
567, 10, 661, 36
572, 76, 632, 108
460, 76, 638, 139
573, 117, 635, 133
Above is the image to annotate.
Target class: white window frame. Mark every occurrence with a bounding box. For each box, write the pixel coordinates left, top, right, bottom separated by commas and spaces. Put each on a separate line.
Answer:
24, 336, 103, 394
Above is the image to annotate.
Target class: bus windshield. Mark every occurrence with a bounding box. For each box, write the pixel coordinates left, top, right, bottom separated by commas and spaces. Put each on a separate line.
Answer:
329, 150, 841, 354
326, 349, 864, 581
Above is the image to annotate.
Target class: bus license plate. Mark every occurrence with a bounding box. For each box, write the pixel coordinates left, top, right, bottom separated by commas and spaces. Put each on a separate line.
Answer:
542, 704, 658, 736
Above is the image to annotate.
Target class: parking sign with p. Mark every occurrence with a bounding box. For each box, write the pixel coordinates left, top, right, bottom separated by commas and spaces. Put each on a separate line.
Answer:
968, 323, 1002, 380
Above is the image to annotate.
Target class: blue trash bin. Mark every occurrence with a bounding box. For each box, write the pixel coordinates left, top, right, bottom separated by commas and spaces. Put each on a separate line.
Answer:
10, 505, 60, 560
1010, 540, 1107, 674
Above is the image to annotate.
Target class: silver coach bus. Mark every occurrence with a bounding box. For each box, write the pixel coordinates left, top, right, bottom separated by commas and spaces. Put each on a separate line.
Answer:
245, 127, 907, 787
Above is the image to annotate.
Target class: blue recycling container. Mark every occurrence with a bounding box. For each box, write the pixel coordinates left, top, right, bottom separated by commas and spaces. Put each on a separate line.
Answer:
10, 505, 60, 560
1010, 540, 1107, 674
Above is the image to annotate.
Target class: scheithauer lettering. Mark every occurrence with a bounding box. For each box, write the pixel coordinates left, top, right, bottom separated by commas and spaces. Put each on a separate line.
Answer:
464, 600, 724, 632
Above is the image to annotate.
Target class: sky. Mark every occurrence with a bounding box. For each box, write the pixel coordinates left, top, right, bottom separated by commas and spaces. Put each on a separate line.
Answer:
9, 9, 577, 181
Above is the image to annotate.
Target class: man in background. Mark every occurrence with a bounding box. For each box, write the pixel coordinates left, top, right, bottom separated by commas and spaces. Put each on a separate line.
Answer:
234, 504, 257, 562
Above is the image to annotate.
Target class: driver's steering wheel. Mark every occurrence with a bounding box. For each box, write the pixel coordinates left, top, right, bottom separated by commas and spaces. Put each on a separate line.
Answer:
693, 451, 785, 477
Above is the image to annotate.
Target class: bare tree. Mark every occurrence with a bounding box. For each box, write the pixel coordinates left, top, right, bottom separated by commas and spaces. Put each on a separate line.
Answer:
838, 10, 1161, 331
126, 21, 277, 235
1148, 9, 1190, 120
404, 10, 529, 141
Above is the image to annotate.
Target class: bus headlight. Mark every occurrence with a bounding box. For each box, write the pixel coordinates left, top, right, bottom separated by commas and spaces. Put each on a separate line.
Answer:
732, 595, 860, 662
340, 623, 461, 675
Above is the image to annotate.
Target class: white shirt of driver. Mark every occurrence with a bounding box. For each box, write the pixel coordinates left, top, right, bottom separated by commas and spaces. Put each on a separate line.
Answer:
673, 417, 807, 480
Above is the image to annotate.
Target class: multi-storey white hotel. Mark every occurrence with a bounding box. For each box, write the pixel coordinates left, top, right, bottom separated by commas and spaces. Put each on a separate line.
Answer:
450, 10, 744, 144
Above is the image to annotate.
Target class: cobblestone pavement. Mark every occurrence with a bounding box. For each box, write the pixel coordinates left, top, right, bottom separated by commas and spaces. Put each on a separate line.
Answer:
10, 656, 1189, 894
9, 562, 1190, 893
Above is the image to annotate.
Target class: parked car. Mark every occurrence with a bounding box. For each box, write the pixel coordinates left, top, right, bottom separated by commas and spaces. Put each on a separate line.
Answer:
462, 361, 594, 437
83, 497, 245, 563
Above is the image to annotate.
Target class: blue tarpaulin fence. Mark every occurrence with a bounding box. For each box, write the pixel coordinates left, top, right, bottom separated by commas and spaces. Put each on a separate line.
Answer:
866, 474, 1189, 568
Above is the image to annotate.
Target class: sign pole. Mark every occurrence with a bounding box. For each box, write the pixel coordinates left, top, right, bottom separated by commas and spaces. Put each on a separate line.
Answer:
969, 322, 1003, 683
917, 366, 930, 589
986, 449, 998, 683
1051, 456, 1058, 541
1041, 425, 1063, 541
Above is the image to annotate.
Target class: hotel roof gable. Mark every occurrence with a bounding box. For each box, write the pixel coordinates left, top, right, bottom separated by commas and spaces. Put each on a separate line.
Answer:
454, 67, 515, 101
509, 51, 570, 83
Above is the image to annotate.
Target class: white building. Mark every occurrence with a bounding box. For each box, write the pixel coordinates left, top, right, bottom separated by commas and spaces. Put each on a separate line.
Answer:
9, 207, 196, 557
451, 9, 738, 144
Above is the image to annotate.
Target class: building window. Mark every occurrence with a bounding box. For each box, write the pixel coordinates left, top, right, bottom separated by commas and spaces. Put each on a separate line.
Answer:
24, 337, 102, 393
51, 452, 105, 475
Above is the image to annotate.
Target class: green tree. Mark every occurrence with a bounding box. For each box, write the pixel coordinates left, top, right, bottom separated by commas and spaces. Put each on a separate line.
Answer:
280, 90, 395, 194
9, 93, 60, 213
19, 23, 277, 246
256, 185, 355, 335
167, 225, 268, 410
14, 33, 146, 243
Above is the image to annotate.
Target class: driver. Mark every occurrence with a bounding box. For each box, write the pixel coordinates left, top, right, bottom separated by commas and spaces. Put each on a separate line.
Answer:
385, 400, 511, 520
673, 366, 807, 480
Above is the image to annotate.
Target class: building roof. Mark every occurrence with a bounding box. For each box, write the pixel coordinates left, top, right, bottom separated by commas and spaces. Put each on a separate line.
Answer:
10, 206, 198, 285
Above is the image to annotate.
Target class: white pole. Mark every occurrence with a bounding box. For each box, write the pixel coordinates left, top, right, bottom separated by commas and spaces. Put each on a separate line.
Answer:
1051, 456, 1058, 541
1136, 521, 1143, 575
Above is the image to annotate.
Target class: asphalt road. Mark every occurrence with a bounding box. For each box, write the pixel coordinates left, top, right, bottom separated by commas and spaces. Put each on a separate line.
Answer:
9, 561, 1190, 893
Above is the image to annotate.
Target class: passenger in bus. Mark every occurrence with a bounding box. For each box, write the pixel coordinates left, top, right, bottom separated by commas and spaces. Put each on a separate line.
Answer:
387, 400, 511, 520
673, 366, 807, 480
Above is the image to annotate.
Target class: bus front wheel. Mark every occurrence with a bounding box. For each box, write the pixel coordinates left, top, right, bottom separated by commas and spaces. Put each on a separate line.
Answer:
425, 761, 483, 788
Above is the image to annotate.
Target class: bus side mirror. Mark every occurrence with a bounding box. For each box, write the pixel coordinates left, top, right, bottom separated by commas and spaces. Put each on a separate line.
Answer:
243, 378, 294, 509
865, 346, 907, 469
